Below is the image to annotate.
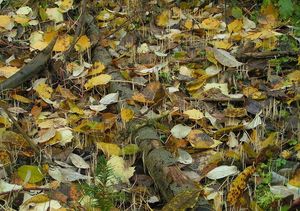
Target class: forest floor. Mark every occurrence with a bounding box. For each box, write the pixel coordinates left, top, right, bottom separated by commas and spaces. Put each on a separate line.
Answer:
0, 0, 299, 210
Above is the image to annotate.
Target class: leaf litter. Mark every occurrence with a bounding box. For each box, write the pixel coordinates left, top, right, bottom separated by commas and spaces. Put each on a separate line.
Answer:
0, 0, 299, 210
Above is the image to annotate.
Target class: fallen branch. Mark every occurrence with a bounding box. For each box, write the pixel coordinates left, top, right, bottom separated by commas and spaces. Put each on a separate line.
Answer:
186, 97, 245, 102
237, 50, 300, 59
0, 37, 57, 91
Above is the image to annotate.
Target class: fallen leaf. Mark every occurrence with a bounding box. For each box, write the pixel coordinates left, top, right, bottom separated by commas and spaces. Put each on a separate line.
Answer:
17, 165, 44, 183
0, 66, 19, 78
171, 124, 191, 139
107, 156, 135, 184
46, 8, 64, 23
183, 109, 204, 120
201, 18, 220, 30
227, 166, 256, 205
84, 74, 112, 89
212, 48, 243, 67
0, 180, 22, 193
156, 10, 169, 27
0, 15, 14, 30
99, 93, 119, 105
97, 142, 121, 156
206, 165, 239, 180
69, 153, 90, 169
162, 189, 201, 211
121, 108, 134, 123
75, 35, 91, 52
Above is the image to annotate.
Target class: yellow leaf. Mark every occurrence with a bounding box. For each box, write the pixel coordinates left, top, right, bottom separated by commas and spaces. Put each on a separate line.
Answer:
52, 34, 72, 52
84, 74, 112, 89
107, 156, 135, 184
227, 166, 256, 205
186, 75, 209, 92
260, 132, 278, 149
184, 19, 193, 30
75, 35, 91, 52
0, 15, 14, 30
73, 120, 104, 133
228, 19, 243, 33
67, 101, 84, 115
56, 0, 73, 13
29, 31, 48, 50
88, 62, 105, 76
35, 82, 53, 99
97, 142, 121, 156
211, 40, 233, 50
0, 116, 12, 128
201, 18, 220, 30
156, 10, 169, 27
11, 94, 32, 103
14, 15, 30, 25
183, 109, 204, 120
0, 66, 19, 78
205, 48, 218, 65
287, 70, 300, 82
261, 37, 277, 51
96, 9, 115, 21
121, 108, 134, 123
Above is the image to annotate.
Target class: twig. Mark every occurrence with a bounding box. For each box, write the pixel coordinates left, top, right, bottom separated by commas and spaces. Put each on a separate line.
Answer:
185, 97, 245, 102
63, 0, 87, 59
237, 50, 300, 59
104, 12, 141, 39
110, 80, 146, 86
0, 187, 52, 196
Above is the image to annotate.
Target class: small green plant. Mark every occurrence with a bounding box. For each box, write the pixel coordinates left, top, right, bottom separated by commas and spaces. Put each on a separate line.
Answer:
159, 71, 172, 84
274, 158, 286, 169
255, 184, 281, 210
255, 162, 281, 210
269, 56, 296, 74
81, 156, 125, 211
